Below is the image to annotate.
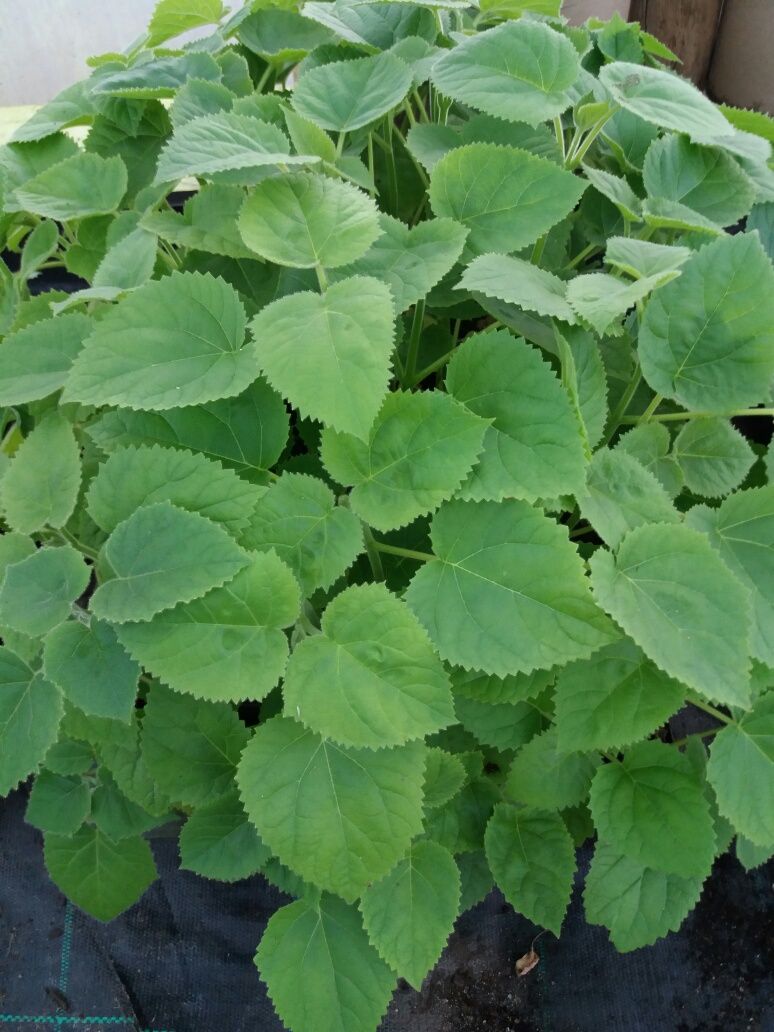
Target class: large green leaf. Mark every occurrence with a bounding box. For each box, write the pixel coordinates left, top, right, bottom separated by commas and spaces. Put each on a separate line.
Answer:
0, 546, 90, 639
484, 802, 575, 935
639, 230, 774, 412
429, 143, 586, 254
179, 789, 271, 882
239, 473, 363, 594
141, 684, 249, 806
321, 390, 487, 531
588, 740, 716, 878
87, 445, 261, 535
8, 153, 127, 219
26, 770, 91, 836
42, 619, 140, 721
445, 330, 587, 502
8, 83, 94, 143
292, 53, 413, 132
257, 895, 395, 1032
91, 53, 221, 100
0, 647, 63, 794
584, 842, 704, 952
239, 8, 332, 59
63, 271, 258, 411
239, 172, 380, 269
251, 275, 394, 440
504, 727, 598, 811
406, 499, 615, 676
0, 313, 92, 406
90, 501, 248, 624
432, 20, 578, 127
44, 825, 157, 921
237, 716, 425, 901
117, 550, 300, 702
147, 0, 226, 46
555, 639, 684, 753
458, 253, 575, 322
1, 414, 81, 534
589, 523, 751, 707
360, 840, 460, 989
707, 694, 774, 847
283, 582, 454, 748
673, 418, 755, 499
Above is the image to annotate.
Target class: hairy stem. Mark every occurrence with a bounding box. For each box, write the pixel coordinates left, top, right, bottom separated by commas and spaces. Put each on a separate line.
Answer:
403, 299, 425, 387
371, 540, 434, 563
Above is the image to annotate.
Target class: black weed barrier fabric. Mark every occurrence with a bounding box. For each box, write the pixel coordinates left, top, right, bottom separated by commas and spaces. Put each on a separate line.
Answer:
1, 787, 772, 1032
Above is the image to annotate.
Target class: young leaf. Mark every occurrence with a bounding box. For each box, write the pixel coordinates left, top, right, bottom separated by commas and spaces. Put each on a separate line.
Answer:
1, 414, 81, 534
615, 423, 683, 498
239, 172, 381, 269
257, 894, 395, 1032
179, 789, 271, 882
9, 153, 127, 220
147, 0, 226, 47
250, 276, 395, 440
26, 770, 91, 836
672, 418, 755, 499
91, 227, 157, 292
0, 313, 92, 406
588, 740, 716, 878
42, 619, 140, 721
445, 330, 587, 503
237, 716, 425, 901
360, 840, 460, 989
429, 143, 586, 254
117, 550, 300, 703
0, 546, 90, 639
454, 694, 544, 752
239, 473, 363, 594
582, 167, 643, 222
423, 747, 467, 809
639, 233, 774, 412
567, 271, 673, 336
504, 728, 599, 811
590, 523, 751, 707
90, 501, 248, 624
0, 648, 63, 795
169, 78, 234, 129
321, 390, 488, 531
44, 825, 157, 922
485, 802, 576, 935
604, 237, 691, 280
431, 21, 579, 127
283, 582, 455, 748
458, 254, 576, 323
292, 53, 413, 132
406, 499, 615, 676
142, 184, 255, 260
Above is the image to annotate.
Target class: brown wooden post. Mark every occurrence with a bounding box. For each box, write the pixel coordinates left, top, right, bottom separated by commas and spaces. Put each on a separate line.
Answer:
629, 0, 724, 86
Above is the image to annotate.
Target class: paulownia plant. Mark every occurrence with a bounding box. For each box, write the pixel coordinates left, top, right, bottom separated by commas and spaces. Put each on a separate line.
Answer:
1, 0, 773, 1028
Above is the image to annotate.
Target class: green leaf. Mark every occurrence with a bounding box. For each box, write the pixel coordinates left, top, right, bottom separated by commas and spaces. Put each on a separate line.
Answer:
141, 683, 249, 806
92, 54, 221, 101
555, 639, 684, 753
321, 390, 487, 531
44, 825, 157, 921
0, 313, 92, 406
143, 184, 256, 260
686, 486, 774, 667
643, 134, 755, 227
238, 716, 425, 901
707, 693, 774, 847
19, 219, 59, 281
86, 379, 289, 480
451, 666, 554, 706
333, 214, 468, 313
91, 769, 162, 842
639, 233, 774, 413
91, 227, 157, 292
431, 21, 579, 128
454, 694, 544, 752
63, 271, 258, 411
179, 789, 271, 881
577, 448, 679, 549
90, 500, 248, 624
117, 550, 299, 703
407, 498, 615, 676
584, 842, 704, 952
251, 275, 394, 440
283, 582, 454, 748
9, 82, 94, 143
43, 739, 94, 776
598, 62, 731, 139
590, 523, 752, 707
615, 423, 683, 498
429, 143, 586, 254
0, 648, 63, 794
484, 802, 575, 935
605, 237, 691, 280
582, 167, 642, 222
458, 253, 576, 322
1, 414, 81, 534
8, 153, 127, 220
445, 330, 587, 503
505, 728, 598, 810
87, 445, 261, 535
169, 78, 234, 129
457, 849, 494, 913
0, 546, 90, 638
42, 619, 140, 721
641, 196, 725, 236
239, 9, 332, 60
154, 113, 309, 184
736, 835, 774, 871
423, 747, 466, 809
284, 107, 337, 164
147, 0, 226, 46
292, 53, 413, 132
26, 770, 91, 835
257, 894, 395, 1032
239, 172, 380, 269
672, 419, 755, 498
360, 840, 460, 989
567, 271, 674, 336
589, 740, 716, 878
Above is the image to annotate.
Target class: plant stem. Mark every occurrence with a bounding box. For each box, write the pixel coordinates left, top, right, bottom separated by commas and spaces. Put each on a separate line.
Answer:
57, 527, 99, 560
371, 540, 435, 563
315, 264, 328, 292
403, 299, 425, 387
564, 242, 598, 271
637, 392, 663, 423
366, 132, 376, 197
670, 727, 721, 748
553, 116, 566, 161
391, 122, 430, 190
336, 131, 346, 159
256, 63, 274, 93
412, 87, 429, 122
361, 524, 385, 581
689, 698, 734, 725
530, 235, 546, 266
622, 407, 774, 424
601, 362, 641, 446
407, 345, 456, 388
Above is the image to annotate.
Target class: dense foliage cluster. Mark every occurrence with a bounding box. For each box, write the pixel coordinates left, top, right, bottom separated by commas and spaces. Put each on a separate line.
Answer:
1, 0, 773, 1029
